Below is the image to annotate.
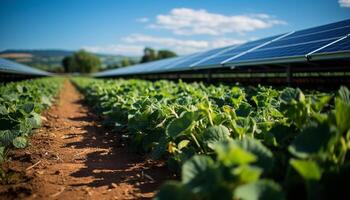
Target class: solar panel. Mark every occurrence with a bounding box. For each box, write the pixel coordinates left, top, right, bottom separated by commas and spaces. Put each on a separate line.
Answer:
190, 45, 239, 67
308, 35, 350, 56
161, 53, 202, 71
96, 62, 154, 77
95, 56, 186, 77
0, 58, 50, 76
288, 19, 350, 37
166, 46, 232, 70
191, 34, 286, 69
222, 20, 350, 65
142, 56, 186, 73
93, 19, 350, 77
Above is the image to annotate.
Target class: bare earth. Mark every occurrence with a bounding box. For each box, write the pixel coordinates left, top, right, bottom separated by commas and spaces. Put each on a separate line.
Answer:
0, 80, 174, 200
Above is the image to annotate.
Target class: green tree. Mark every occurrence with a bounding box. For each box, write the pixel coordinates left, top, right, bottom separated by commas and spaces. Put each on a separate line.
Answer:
62, 56, 76, 72
61, 50, 101, 73
140, 47, 157, 63
106, 63, 121, 70
74, 50, 101, 73
121, 58, 131, 67
157, 49, 177, 60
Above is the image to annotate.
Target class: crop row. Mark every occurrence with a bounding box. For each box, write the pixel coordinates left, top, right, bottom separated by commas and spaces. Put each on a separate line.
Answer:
0, 78, 63, 162
73, 78, 350, 200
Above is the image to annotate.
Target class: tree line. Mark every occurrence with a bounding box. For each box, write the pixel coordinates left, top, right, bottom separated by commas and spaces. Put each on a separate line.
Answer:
62, 47, 177, 73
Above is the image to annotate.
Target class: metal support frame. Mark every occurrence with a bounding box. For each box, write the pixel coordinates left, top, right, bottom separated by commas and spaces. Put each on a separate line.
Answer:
207, 69, 212, 83
305, 34, 349, 59
286, 64, 293, 86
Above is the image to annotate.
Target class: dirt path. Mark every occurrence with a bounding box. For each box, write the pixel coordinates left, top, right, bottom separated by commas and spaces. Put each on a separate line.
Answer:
1, 80, 173, 200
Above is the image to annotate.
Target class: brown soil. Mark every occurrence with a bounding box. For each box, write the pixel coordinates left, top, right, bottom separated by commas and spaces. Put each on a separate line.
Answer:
0, 80, 174, 200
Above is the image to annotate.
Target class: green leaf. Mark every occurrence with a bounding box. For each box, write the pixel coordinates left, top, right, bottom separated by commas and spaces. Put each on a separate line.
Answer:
202, 125, 231, 149
151, 136, 167, 159
182, 155, 214, 184
214, 140, 257, 166
0, 130, 16, 147
182, 155, 217, 193
0, 146, 6, 162
155, 181, 194, 200
28, 113, 42, 128
231, 165, 263, 183
166, 111, 199, 138
290, 159, 322, 181
22, 103, 35, 114
234, 180, 285, 200
16, 85, 23, 93
288, 122, 335, 158
12, 136, 27, 148
234, 138, 274, 171
41, 96, 52, 106
0, 106, 8, 115
338, 86, 350, 103
335, 96, 350, 134
280, 88, 304, 104
178, 140, 190, 150
311, 95, 331, 112
236, 102, 252, 117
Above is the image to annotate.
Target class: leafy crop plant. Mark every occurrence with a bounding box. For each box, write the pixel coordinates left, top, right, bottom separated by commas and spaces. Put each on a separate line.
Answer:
73, 78, 350, 200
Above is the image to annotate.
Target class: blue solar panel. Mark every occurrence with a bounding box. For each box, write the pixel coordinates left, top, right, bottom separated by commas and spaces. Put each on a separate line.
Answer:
193, 34, 284, 68
142, 56, 186, 73
261, 26, 349, 50
95, 56, 186, 77
161, 53, 202, 71
232, 39, 333, 62
115, 62, 155, 75
167, 46, 231, 69
93, 19, 350, 77
225, 20, 350, 64
311, 37, 350, 54
289, 19, 350, 37
0, 58, 50, 76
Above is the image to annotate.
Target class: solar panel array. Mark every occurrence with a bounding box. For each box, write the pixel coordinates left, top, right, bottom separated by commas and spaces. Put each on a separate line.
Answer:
0, 58, 51, 76
94, 19, 350, 77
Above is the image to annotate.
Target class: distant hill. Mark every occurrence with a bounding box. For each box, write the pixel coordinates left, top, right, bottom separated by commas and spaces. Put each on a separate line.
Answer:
0, 49, 140, 72
1, 49, 73, 57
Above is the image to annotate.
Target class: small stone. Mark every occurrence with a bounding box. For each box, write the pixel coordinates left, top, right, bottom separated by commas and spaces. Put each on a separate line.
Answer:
36, 170, 44, 175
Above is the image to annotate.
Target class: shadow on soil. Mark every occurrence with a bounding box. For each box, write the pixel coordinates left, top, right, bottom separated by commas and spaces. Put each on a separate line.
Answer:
63, 100, 173, 199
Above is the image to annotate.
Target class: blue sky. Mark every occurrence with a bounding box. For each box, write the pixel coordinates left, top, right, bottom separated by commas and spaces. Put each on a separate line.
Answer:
0, 0, 349, 55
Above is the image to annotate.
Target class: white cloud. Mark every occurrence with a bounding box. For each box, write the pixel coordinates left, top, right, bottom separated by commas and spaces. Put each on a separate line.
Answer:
339, 0, 350, 7
210, 38, 245, 48
123, 34, 208, 48
82, 34, 245, 55
150, 8, 286, 36
82, 44, 144, 55
82, 34, 245, 56
122, 34, 245, 54
136, 17, 149, 23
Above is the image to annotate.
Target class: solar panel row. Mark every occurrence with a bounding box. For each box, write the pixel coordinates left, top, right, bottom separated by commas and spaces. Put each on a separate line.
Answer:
0, 58, 51, 76
94, 19, 350, 77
